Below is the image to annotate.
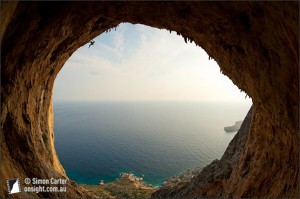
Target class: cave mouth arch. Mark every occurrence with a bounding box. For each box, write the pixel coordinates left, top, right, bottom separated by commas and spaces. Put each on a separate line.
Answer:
53, 22, 252, 186
1, 2, 298, 198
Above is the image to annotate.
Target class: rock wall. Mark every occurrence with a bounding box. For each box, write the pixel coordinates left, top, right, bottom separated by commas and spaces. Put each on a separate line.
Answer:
1, 2, 298, 198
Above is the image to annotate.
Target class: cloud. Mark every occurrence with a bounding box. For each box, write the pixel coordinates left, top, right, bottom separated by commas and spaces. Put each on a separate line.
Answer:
54, 23, 252, 103
89, 71, 101, 76
112, 24, 125, 53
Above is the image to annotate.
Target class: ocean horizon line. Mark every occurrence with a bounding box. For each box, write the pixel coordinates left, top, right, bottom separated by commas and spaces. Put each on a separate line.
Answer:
53, 99, 252, 104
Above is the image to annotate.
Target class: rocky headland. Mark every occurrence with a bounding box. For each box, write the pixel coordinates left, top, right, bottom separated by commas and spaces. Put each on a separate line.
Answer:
224, 120, 243, 132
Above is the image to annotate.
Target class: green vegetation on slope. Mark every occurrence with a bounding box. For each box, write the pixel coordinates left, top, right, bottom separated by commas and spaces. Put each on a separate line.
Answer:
80, 173, 157, 198
80, 168, 203, 198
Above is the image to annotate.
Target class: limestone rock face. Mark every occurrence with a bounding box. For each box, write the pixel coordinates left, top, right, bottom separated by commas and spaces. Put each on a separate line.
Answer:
1, 2, 298, 198
153, 107, 253, 198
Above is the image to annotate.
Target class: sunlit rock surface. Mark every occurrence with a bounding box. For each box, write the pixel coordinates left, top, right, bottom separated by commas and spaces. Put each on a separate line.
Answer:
1, 2, 298, 198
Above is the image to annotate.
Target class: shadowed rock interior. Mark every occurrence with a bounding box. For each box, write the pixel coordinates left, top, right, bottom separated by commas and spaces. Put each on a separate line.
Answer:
1, 2, 299, 198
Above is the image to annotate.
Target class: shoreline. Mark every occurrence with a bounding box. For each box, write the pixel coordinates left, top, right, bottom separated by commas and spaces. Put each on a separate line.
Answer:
80, 172, 157, 198
79, 168, 203, 198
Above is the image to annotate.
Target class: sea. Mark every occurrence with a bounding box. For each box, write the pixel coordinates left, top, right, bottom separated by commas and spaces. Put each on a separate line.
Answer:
53, 101, 251, 186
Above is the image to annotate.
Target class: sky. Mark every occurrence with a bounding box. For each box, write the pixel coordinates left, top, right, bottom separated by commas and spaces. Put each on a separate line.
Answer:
53, 23, 252, 104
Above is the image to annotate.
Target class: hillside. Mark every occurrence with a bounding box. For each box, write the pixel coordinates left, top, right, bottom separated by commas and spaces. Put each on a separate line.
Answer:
80, 173, 157, 198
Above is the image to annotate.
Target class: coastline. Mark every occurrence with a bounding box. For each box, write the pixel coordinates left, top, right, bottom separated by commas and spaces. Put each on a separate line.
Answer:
80, 172, 157, 198
79, 168, 203, 198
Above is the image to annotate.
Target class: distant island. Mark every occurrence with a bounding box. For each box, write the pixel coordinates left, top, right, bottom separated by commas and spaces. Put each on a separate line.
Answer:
224, 121, 243, 132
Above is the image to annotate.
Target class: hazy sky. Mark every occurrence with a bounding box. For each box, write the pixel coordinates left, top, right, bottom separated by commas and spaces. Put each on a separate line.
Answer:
54, 23, 252, 103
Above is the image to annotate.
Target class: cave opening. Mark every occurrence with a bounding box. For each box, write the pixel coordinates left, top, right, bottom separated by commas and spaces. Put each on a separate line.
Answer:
52, 23, 252, 187
1, 2, 298, 198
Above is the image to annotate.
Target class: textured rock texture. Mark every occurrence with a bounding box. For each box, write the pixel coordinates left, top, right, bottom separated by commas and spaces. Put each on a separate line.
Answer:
1, 2, 299, 198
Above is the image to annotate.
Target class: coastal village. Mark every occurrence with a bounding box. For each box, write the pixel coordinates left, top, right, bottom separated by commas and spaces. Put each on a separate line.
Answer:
78, 119, 239, 199
80, 167, 203, 198
81, 172, 156, 198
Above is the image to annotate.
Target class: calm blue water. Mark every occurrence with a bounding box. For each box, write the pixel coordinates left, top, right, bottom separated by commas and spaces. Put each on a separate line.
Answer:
54, 101, 251, 186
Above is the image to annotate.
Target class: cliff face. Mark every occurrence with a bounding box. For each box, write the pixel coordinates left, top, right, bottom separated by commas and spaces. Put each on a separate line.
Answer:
153, 107, 254, 198
1, 2, 299, 198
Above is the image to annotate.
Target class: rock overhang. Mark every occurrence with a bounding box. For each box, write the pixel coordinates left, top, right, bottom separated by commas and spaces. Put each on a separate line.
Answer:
1, 2, 298, 198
